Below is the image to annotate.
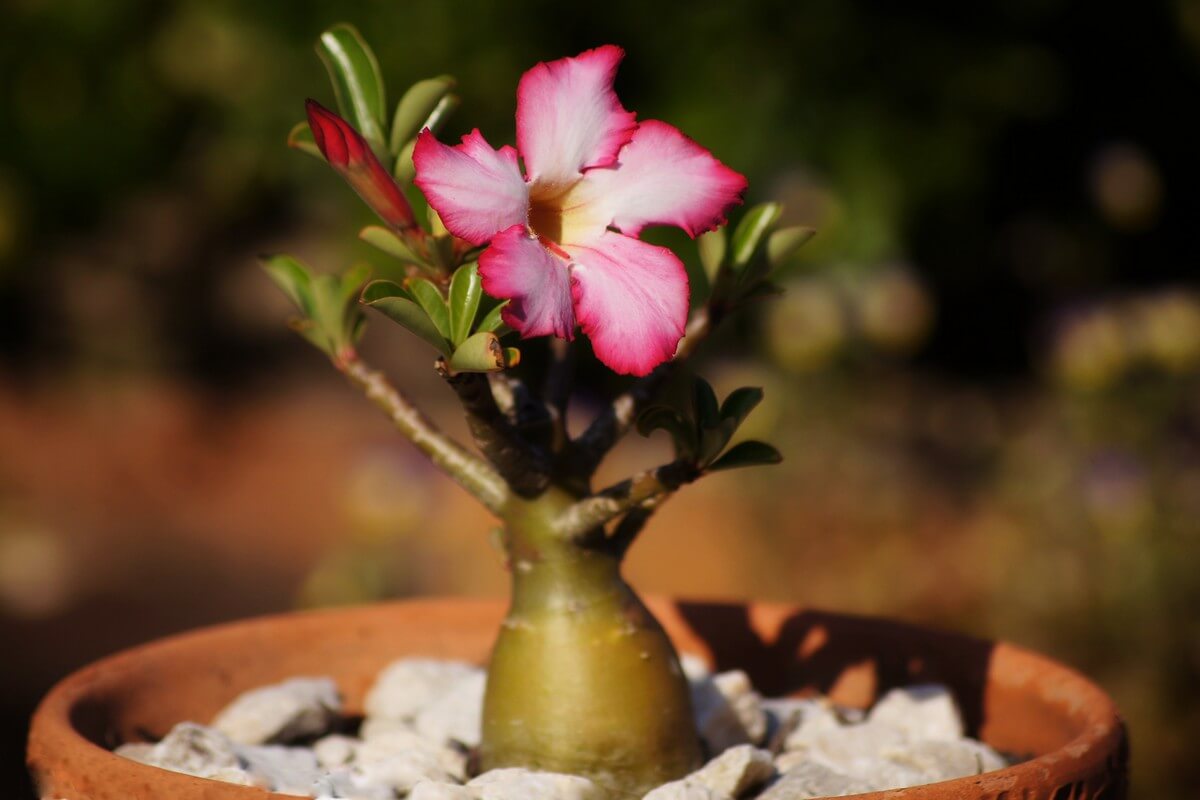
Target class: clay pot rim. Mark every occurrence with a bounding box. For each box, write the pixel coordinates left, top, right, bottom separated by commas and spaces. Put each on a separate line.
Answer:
28, 596, 1127, 800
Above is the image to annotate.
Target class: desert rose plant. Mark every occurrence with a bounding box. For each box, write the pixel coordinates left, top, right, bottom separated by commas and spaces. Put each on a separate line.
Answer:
269, 25, 813, 798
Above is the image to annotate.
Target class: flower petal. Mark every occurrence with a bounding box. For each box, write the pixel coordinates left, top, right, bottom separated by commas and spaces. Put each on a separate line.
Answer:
578, 119, 747, 238
516, 45, 637, 190
479, 224, 575, 339
567, 232, 689, 376
413, 129, 529, 246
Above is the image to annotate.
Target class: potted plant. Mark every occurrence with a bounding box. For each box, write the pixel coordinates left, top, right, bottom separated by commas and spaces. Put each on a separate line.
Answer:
28, 25, 1127, 800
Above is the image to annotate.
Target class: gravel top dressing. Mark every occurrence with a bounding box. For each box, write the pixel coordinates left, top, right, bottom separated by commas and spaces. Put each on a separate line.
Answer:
114, 656, 1011, 800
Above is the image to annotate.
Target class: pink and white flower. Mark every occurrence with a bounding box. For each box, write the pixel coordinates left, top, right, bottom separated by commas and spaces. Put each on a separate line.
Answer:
413, 46, 746, 376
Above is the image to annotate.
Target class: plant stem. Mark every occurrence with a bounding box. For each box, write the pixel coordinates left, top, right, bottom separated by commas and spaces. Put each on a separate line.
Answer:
556, 461, 697, 542
569, 308, 715, 478
338, 355, 508, 514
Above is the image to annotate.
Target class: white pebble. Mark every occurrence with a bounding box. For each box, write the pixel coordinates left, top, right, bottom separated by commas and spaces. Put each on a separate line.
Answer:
212, 677, 341, 745
468, 767, 603, 800
365, 659, 481, 722
692, 670, 768, 752
867, 685, 963, 741
414, 670, 486, 748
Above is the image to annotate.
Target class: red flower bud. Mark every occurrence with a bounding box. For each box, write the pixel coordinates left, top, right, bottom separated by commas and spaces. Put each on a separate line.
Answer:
305, 99, 416, 231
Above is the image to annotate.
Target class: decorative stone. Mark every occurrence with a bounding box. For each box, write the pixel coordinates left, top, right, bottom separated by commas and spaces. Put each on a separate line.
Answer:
691, 745, 775, 798
762, 699, 834, 754
350, 748, 461, 796
692, 670, 768, 752
365, 659, 481, 722
212, 677, 341, 745
468, 767, 604, 800
758, 760, 873, 799
139, 722, 240, 778
313, 734, 359, 768
409, 781, 477, 800
358, 716, 413, 740
314, 765, 396, 799
356, 725, 469, 780
882, 738, 1007, 781
679, 653, 713, 682
785, 721, 910, 775
642, 780, 726, 800
414, 669, 486, 748
236, 744, 322, 794
866, 685, 963, 741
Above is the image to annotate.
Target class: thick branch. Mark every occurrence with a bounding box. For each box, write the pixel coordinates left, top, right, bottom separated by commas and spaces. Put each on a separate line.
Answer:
339, 356, 508, 514
606, 494, 671, 558
556, 460, 697, 542
569, 308, 715, 477
439, 366, 552, 497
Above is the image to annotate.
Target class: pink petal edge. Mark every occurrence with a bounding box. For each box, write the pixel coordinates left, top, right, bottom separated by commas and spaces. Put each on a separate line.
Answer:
567, 231, 689, 376
412, 129, 529, 246
479, 224, 575, 340
516, 45, 637, 189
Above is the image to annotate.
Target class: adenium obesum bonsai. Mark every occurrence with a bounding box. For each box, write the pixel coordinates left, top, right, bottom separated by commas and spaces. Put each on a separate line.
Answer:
269, 25, 813, 798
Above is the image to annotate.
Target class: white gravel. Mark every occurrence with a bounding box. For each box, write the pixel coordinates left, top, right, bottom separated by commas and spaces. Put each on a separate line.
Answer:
114, 657, 1010, 799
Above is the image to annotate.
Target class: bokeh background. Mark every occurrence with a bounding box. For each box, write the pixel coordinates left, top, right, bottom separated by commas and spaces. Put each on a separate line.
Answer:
2, 0, 1199, 796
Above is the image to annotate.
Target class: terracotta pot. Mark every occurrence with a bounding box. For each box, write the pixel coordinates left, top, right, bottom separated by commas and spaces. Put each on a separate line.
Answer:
27, 597, 1128, 799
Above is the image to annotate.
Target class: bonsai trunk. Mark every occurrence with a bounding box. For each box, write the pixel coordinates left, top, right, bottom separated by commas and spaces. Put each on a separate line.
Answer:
480, 491, 703, 798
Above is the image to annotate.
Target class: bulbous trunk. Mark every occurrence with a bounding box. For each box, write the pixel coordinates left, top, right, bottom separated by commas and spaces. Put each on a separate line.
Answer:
479, 494, 702, 798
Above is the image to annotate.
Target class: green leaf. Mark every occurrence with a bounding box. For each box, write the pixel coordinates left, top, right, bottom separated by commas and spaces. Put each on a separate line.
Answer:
389, 75, 456, 154
359, 225, 421, 263
261, 255, 314, 317
448, 331, 507, 373
316, 23, 387, 151
475, 301, 510, 334
692, 378, 721, 430
422, 93, 460, 135
287, 122, 323, 160
636, 406, 697, 461
707, 440, 783, 472
405, 277, 450, 340
719, 387, 764, 428
767, 226, 817, 268
698, 227, 727, 281
361, 280, 450, 354
448, 262, 483, 346
731, 202, 782, 267
699, 417, 739, 465
393, 138, 417, 182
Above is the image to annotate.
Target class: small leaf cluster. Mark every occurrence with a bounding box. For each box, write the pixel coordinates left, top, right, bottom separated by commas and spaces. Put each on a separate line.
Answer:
363, 263, 519, 373
700, 202, 815, 310
288, 24, 458, 185
262, 256, 369, 363
638, 379, 782, 472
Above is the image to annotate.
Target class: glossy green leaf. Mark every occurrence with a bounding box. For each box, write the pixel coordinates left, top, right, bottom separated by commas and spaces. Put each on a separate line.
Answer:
261, 255, 314, 317
692, 378, 721, 429
767, 226, 817, 268
359, 225, 421, 262
699, 417, 739, 465
475, 301, 510, 334
449, 331, 507, 373
287, 122, 322, 160
316, 24, 387, 150
719, 387, 764, 428
698, 227, 727, 281
731, 202, 782, 267
389, 75, 456, 154
361, 280, 449, 353
405, 277, 450, 340
392, 138, 417, 182
448, 262, 483, 346
423, 94, 460, 135
707, 440, 783, 472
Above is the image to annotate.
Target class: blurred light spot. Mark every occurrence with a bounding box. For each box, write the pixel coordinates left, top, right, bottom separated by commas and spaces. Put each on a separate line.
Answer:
1050, 307, 1128, 391
0, 527, 74, 619
765, 278, 847, 373
1131, 290, 1200, 374
1089, 143, 1162, 231
1081, 451, 1152, 538
342, 450, 430, 545
855, 265, 935, 355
